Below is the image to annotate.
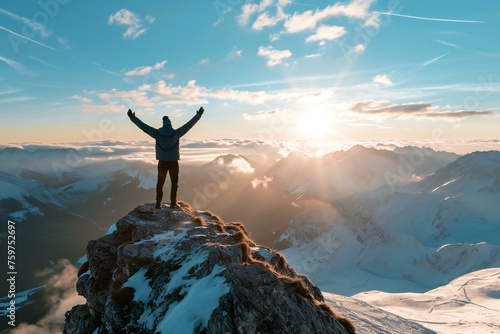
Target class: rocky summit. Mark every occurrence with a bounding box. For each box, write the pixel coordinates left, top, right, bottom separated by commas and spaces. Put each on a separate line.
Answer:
64, 202, 355, 334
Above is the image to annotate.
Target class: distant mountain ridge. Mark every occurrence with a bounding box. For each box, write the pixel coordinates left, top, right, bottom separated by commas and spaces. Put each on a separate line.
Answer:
266, 145, 459, 200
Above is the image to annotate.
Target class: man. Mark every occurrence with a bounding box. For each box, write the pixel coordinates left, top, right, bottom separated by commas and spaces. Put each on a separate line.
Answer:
127, 107, 204, 209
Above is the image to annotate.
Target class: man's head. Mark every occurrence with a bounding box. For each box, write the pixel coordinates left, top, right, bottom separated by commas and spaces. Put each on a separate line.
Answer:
162, 116, 171, 126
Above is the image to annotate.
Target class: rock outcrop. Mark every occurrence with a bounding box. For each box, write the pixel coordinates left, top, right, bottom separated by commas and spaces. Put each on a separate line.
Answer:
64, 202, 355, 334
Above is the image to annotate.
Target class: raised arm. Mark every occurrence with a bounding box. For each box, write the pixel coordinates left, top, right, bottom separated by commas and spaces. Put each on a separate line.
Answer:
127, 109, 157, 139
175, 107, 204, 138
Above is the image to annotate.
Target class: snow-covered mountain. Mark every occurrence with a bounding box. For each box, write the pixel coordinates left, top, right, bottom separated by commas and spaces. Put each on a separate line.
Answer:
278, 150, 500, 296
265, 145, 458, 201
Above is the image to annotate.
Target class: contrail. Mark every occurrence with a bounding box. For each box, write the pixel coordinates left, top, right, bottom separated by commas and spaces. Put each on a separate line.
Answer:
422, 53, 449, 68
0, 25, 58, 51
436, 40, 461, 49
0, 56, 24, 71
376, 11, 484, 23
0, 8, 50, 37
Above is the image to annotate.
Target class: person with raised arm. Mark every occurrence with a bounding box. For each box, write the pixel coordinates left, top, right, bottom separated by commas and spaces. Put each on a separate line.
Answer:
127, 107, 204, 209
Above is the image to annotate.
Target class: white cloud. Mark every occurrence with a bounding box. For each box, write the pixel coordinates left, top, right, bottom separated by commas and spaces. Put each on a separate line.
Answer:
284, 0, 376, 33
252, 7, 287, 30
108, 9, 154, 39
226, 49, 243, 60
251, 176, 273, 189
306, 25, 346, 43
305, 53, 322, 59
238, 3, 260, 26
325, 0, 375, 19
284, 10, 319, 33
71, 95, 93, 104
238, 0, 274, 25
99, 88, 156, 107
257, 46, 292, 67
138, 84, 151, 91
198, 58, 210, 65
79, 79, 275, 112
363, 12, 380, 28
243, 108, 280, 120
354, 44, 366, 53
11, 259, 85, 334
372, 74, 393, 87
153, 80, 208, 106
219, 156, 255, 174
278, 0, 293, 6
269, 32, 283, 42
125, 60, 167, 76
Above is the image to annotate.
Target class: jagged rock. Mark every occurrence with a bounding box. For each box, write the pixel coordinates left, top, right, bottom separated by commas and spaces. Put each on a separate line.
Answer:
64, 304, 99, 333
64, 202, 355, 334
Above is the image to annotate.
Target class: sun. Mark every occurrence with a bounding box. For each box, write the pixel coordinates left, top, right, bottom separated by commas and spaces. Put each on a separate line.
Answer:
298, 110, 333, 139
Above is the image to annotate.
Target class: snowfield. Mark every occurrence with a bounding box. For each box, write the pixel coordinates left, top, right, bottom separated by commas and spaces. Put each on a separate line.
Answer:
352, 268, 500, 334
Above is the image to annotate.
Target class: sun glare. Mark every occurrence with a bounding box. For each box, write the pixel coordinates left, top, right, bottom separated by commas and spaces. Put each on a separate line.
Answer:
298, 110, 333, 139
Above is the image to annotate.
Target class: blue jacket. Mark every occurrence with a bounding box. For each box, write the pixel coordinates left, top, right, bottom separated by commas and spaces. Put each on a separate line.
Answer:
130, 113, 201, 161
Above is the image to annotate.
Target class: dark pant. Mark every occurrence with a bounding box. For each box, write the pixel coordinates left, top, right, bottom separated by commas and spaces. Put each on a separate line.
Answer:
156, 160, 179, 206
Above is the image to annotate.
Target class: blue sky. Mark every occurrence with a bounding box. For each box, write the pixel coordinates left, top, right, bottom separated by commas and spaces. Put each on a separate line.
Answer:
1, 0, 499, 150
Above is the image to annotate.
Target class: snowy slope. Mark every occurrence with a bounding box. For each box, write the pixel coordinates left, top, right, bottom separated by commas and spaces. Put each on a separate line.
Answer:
0, 172, 72, 220
324, 293, 437, 334
0, 172, 65, 205
59, 159, 157, 193
354, 268, 500, 334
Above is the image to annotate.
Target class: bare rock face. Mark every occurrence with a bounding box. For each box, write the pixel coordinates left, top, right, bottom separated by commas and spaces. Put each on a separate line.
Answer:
64, 202, 355, 334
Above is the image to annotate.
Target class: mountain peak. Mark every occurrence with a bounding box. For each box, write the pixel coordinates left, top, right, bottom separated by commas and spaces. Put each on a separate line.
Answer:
64, 202, 355, 334
412, 150, 500, 194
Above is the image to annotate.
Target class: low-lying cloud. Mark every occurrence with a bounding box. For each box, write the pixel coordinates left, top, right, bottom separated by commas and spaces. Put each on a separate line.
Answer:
11, 259, 84, 334
252, 176, 273, 189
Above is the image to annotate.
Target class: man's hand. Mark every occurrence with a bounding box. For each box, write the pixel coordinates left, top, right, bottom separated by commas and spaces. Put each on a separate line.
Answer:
197, 107, 204, 116
127, 109, 135, 117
